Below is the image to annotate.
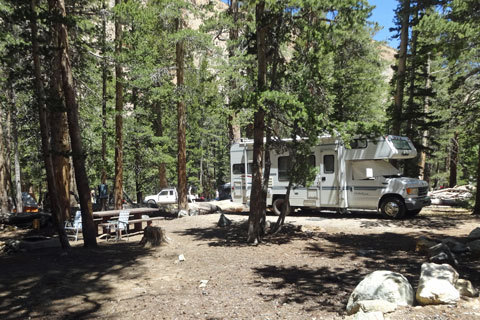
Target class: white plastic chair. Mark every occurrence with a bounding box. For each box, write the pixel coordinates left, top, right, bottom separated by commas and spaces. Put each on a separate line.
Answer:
65, 210, 82, 242
107, 210, 130, 241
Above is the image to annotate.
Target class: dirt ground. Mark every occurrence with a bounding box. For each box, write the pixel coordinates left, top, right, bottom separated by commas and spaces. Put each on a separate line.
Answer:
1, 205, 479, 320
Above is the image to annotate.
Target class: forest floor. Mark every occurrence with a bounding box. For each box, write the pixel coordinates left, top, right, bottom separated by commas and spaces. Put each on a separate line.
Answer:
0, 204, 480, 320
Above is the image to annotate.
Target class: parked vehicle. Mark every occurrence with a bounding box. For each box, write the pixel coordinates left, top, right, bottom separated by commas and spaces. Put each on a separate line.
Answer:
144, 188, 195, 205
13, 192, 39, 213
230, 135, 431, 219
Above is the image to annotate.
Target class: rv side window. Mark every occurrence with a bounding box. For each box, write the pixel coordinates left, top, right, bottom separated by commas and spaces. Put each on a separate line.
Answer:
278, 156, 291, 181
324, 155, 334, 173
347, 139, 367, 149
232, 163, 252, 174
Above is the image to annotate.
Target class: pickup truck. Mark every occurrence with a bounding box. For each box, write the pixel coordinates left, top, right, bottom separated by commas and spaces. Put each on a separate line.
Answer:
144, 188, 195, 205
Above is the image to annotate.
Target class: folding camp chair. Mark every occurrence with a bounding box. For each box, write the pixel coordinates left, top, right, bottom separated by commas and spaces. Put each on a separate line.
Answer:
107, 210, 130, 241
65, 210, 82, 242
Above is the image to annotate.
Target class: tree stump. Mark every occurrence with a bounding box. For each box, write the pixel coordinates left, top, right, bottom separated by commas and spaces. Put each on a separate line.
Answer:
139, 226, 169, 247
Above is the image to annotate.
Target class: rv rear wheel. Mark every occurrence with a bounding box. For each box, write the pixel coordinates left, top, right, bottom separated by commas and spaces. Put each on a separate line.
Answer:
272, 198, 285, 216
380, 197, 405, 219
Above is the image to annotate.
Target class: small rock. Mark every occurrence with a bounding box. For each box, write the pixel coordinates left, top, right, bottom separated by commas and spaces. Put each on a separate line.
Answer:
427, 243, 458, 266
217, 213, 232, 227
456, 279, 478, 297
177, 210, 188, 218
442, 238, 469, 254
467, 227, 480, 240
348, 300, 397, 314
178, 254, 185, 262
188, 209, 199, 216
199, 280, 208, 288
467, 240, 480, 257
353, 311, 384, 320
416, 236, 438, 253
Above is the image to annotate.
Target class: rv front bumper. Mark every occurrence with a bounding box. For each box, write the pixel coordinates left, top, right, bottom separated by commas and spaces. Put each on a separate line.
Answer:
405, 196, 431, 210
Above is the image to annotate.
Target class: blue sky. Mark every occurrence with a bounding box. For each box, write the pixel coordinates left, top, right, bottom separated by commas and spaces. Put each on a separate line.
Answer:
220, 0, 399, 48
368, 0, 398, 48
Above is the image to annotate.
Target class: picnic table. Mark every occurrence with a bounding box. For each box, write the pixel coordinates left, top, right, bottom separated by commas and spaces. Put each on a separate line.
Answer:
93, 207, 162, 236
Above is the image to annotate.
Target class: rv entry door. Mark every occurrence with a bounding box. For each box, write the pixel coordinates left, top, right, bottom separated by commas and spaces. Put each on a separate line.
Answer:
319, 152, 339, 207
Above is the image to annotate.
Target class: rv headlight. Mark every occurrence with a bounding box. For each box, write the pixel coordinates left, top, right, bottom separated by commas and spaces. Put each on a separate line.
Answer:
406, 187, 418, 196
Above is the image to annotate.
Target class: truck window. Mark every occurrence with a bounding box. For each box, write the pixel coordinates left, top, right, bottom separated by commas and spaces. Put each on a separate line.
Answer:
159, 190, 168, 196
324, 155, 334, 173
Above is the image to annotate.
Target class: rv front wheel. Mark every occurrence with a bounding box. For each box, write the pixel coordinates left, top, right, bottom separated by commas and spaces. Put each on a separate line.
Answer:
380, 197, 405, 219
273, 198, 285, 216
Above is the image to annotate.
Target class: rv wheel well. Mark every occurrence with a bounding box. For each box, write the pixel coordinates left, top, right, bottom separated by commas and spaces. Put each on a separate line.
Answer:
378, 194, 404, 209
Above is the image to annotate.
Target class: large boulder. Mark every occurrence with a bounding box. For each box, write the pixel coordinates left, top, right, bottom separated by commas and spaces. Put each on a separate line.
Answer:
427, 243, 458, 266
416, 262, 460, 305
346, 271, 414, 315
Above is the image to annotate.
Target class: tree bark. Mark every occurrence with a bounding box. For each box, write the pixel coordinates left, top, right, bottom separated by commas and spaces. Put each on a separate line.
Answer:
247, 1, 267, 245
228, 0, 241, 144
176, 17, 188, 211
392, 0, 410, 136
48, 0, 97, 247
0, 107, 10, 218
418, 55, 431, 181
114, 0, 124, 210
49, 35, 71, 221
473, 142, 480, 215
8, 89, 23, 214
101, 0, 108, 186
449, 131, 459, 188
153, 102, 168, 189
31, 0, 71, 250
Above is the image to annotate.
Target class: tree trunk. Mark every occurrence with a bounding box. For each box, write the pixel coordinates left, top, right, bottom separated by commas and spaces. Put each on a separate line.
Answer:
133, 88, 143, 204
449, 131, 459, 188
49, 38, 71, 221
153, 102, 168, 189
247, 1, 267, 245
114, 0, 124, 210
0, 107, 10, 218
49, 0, 97, 247
473, 142, 480, 215
176, 17, 188, 211
31, 0, 71, 250
392, 0, 410, 136
228, 0, 241, 144
418, 55, 431, 181
12, 109, 23, 214
101, 0, 108, 186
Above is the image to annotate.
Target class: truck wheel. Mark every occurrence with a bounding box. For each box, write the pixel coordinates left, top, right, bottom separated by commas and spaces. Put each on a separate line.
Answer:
380, 197, 405, 219
273, 198, 285, 216
405, 209, 421, 217
147, 199, 157, 208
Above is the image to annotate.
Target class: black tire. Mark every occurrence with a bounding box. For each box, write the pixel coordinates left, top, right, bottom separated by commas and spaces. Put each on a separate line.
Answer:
272, 198, 285, 216
380, 196, 406, 219
405, 208, 422, 217
146, 199, 157, 208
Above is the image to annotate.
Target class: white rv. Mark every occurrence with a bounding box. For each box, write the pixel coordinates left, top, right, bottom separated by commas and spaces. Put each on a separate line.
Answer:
230, 135, 431, 219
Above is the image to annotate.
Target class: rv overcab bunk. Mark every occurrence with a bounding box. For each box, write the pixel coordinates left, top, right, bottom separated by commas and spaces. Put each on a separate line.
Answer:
230, 135, 431, 219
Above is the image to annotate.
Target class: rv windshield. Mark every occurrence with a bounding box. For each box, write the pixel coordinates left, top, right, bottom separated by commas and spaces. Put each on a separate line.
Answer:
391, 139, 411, 150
